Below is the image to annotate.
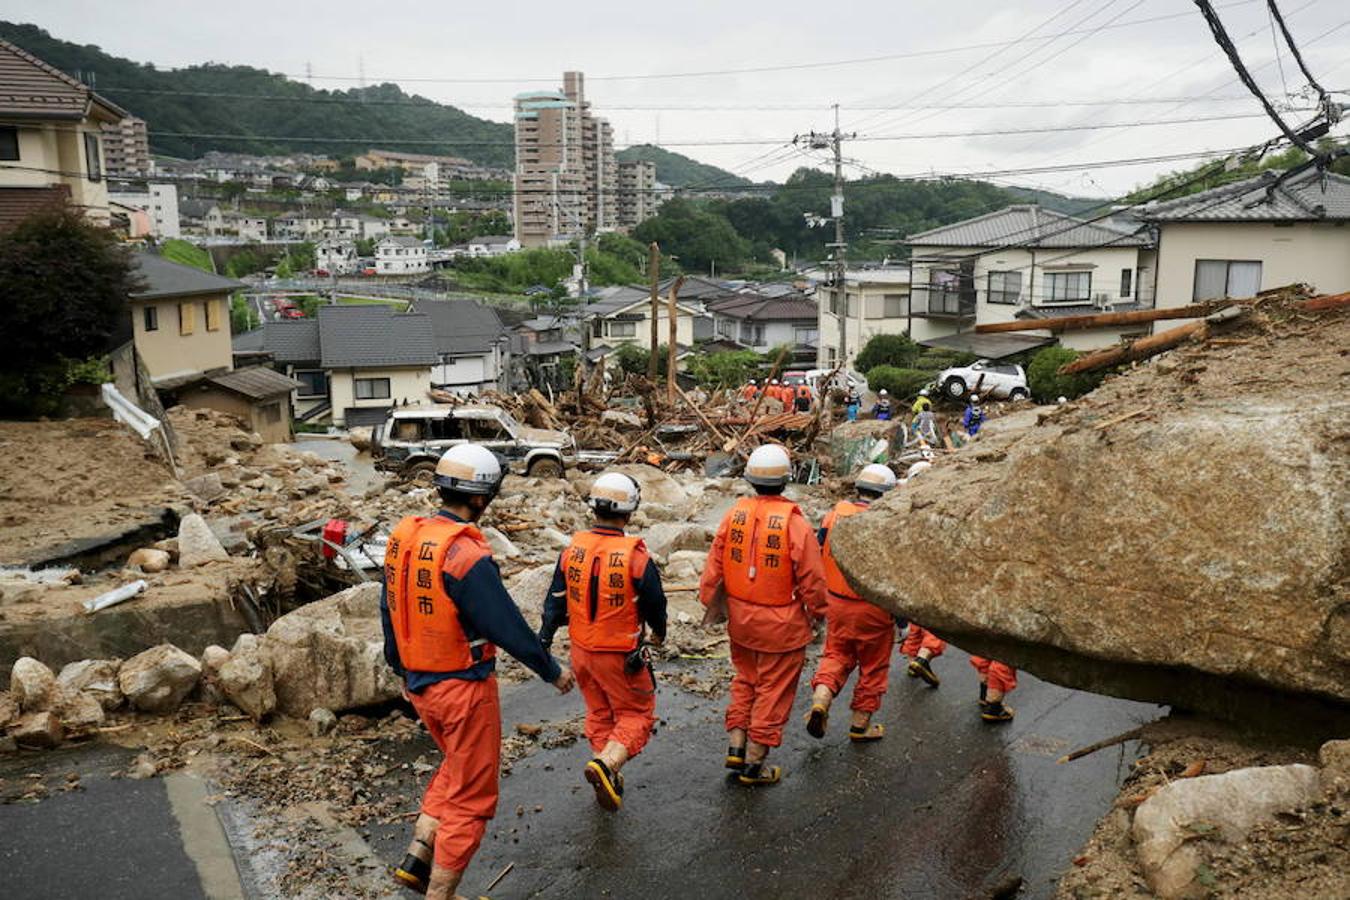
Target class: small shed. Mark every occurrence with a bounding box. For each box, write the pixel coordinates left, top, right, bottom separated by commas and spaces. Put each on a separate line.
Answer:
178, 366, 303, 443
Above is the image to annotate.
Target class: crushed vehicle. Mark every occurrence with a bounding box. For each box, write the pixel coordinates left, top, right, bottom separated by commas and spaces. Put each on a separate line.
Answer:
372, 404, 607, 480
936, 360, 1029, 401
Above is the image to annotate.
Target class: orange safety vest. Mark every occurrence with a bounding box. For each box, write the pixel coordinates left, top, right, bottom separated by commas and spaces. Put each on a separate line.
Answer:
562, 531, 644, 652
721, 496, 800, 605
384, 515, 496, 672
795, 385, 812, 402
821, 500, 867, 600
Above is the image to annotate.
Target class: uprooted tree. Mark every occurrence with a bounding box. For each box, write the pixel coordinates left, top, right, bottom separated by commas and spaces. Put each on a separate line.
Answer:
0, 207, 141, 416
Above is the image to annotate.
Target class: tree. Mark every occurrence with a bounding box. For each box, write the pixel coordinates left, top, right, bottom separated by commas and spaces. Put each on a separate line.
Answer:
0, 208, 140, 416
687, 349, 763, 389
855, 333, 920, 374
633, 198, 750, 273
230, 294, 259, 333
1026, 346, 1104, 401
864, 366, 934, 400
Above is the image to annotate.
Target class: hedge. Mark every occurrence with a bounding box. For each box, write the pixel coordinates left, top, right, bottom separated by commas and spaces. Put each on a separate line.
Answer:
864, 366, 936, 400
1026, 346, 1105, 402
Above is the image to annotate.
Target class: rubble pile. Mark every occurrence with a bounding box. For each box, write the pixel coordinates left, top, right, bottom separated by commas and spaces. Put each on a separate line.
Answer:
831, 293, 1350, 724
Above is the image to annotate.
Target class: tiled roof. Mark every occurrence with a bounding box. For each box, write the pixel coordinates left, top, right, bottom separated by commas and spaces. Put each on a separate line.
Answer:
0, 185, 69, 232
130, 253, 245, 299
906, 205, 1150, 249
471, 235, 515, 245
1140, 169, 1350, 222
317, 305, 437, 369
412, 300, 506, 356
526, 340, 578, 357
231, 328, 267, 352
707, 292, 818, 322
207, 366, 301, 400
0, 37, 125, 121
263, 319, 321, 363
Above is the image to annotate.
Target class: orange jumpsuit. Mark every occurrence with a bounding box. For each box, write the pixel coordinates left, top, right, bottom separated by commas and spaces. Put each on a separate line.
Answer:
809, 500, 895, 712
900, 624, 947, 660
970, 657, 1018, 695
740, 384, 759, 402
540, 529, 667, 758
700, 495, 827, 747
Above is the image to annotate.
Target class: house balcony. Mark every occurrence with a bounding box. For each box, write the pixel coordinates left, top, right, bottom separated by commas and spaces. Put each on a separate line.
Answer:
909, 285, 976, 320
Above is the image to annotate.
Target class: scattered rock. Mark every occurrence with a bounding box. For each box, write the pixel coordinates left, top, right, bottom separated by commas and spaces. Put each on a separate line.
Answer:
52, 688, 105, 734
1319, 739, 1350, 797
0, 691, 17, 727
118, 644, 203, 713
601, 409, 643, 430
127, 754, 158, 779
57, 659, 123, 711
183, 472, 225, 502
504, 564, 557, 619
127, 547, 171, 573
348, 427, 373, 451
515, 722, 543, 737
537, 527, 572, 551
482, 526, 521, 560
218, 644, 276, 721
308, 707, 337, 737
10, 711, 63, 749
664, 550, 708, 584
177, 514, 229, 567
1133, 763, 1322, 898
10, 657, 56, 712
604, 465, 691, 508
644, 522, 711, 562
264, 582, 400, 717
199, 645, 230, 677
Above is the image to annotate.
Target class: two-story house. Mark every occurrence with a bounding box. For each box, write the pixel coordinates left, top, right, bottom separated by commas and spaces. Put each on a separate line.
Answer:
1142, 168, 1350, 316
466, 235, 521, 257
904, 205, 1156, 353
314, 238, 358, 275
708, 289, 819, 362
128, 253, 243, 386
376, 235, 429, 274
0, 37, 126, 229
411, 299, 511, 394
814, 266, 912, 367
583, 288, 703, 352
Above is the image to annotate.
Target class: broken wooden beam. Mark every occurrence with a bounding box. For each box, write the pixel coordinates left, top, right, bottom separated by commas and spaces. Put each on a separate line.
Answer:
974, 303, 1220, 334
1058, 306, 1244, 375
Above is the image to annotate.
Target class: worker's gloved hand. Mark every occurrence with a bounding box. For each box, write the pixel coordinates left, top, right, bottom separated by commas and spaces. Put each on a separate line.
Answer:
553, 667, 576, 694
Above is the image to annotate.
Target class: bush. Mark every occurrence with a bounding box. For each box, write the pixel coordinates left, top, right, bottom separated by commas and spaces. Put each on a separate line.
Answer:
914, 347, 978, 371
855, 333, 920, 374
1026, 346, 1105, 402
864, 366, 935, 400
687, 349, 762, 389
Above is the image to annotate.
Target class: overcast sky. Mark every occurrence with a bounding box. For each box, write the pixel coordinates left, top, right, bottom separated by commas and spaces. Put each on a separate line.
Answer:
6, 0, 1348, 197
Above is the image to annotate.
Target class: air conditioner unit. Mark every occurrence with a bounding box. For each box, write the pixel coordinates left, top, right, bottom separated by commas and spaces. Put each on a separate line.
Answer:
1093, 292, 1111, 309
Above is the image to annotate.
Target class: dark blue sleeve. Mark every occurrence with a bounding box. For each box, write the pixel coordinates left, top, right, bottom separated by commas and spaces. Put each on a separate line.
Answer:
635, 558, 668, 641
379, 582, 405, 678
538, 557, 569, 648
816, 525, 828, 547
448, 557, 562, 683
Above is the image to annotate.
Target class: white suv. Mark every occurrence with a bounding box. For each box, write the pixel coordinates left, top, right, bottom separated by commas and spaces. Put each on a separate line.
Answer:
937, 360, 1029, 401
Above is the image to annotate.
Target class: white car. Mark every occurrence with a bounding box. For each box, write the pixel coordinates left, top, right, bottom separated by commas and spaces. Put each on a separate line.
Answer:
937, 360, 1029, 401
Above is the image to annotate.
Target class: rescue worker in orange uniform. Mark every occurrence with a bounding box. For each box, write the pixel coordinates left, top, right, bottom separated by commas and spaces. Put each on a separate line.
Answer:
740, 379, 760, 402
806, 463, 899, 742
793, 382, 813, 413
971, 658, 1017, 722
699, 444, 827, 785
383, 444, 575, 900
901, 624, 947, 687
539, 471, 668, 813
766, 378, 787, 408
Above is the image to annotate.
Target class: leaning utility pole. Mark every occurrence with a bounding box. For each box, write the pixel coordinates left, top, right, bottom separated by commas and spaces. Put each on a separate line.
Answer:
647, 241, 661, 379
798, 105, 854, 369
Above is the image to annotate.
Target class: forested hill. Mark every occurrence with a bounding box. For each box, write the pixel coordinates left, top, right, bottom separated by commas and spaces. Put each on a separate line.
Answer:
615, 144, 754, 188
0, 22, 515, 166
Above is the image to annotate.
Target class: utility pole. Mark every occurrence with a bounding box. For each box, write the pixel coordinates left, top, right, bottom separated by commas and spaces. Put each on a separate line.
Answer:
798, 105, 854, 369
667, 276, 683, 404
647, 242, 661, 380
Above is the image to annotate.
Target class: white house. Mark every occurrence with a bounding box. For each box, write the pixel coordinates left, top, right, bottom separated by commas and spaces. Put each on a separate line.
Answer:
466, 234, 521, 257
358, 214, 391, 241
1142, 168, 1350, 315
583, 286, 703, 351
814, 265, 913, 367
274, 213, 329, 240
315, 238, 358, 275
709, 290, 818, 361
108, 182, 181, 238
903, 205, 1157, 353
376, 235, 429, 274
215, 210, 268, 242
413, 300, 511, 393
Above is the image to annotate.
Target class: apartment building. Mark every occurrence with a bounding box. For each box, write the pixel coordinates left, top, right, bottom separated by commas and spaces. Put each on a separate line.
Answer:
101, 116, 151, 178
513, 71, 616, 247
108, 182, 180, 238
0, 37, 125, 229
617, 159, 656, 230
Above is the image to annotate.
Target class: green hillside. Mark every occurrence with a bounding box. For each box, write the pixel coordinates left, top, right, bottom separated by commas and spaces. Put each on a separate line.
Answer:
0, 22, 515, 167
616, 144, 755, 189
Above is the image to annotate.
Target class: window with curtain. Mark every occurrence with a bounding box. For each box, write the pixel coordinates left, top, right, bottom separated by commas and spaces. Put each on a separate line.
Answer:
609, 321, 637, 338
987, 271, 1022, 305
354, 377, 391, 400
1193, 260, 1262, 301
1044, 271, 1091, 303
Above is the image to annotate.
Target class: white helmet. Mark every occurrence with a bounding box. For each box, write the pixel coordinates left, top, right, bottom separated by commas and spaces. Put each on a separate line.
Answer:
878, 389, 888, 397
855, 463, 897, 497
771, 378, 780, 385
434, 443, 502, 496
748, 379, 757, 385
919, 388, 930, 397
970, 394, 980, 403
589, 471, 641, 516
744, 444, 791, 488
905, 460, 932, 480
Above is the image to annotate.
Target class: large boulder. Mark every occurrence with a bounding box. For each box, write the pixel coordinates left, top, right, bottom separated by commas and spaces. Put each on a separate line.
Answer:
218, 644, 276, 721
603, 465, 691, 509
10, 711, 63, 749
57, 659, 123, 711
10, 657, 56, 712
643, 523, 712, 563
118, 644, 202, 713
504, 563, 557, 620
52, 688, 105, 735
177, 514, 229, 567
262, 582, 400, 717
1133, 764, 1321, 898
829, 332, 1350, 723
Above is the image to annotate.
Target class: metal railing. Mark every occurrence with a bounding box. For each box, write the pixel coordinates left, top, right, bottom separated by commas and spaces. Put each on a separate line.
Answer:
909, 285, 976, 318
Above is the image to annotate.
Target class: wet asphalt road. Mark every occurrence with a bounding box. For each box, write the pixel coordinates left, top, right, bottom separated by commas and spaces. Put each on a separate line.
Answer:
0, 647, 1159, 900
